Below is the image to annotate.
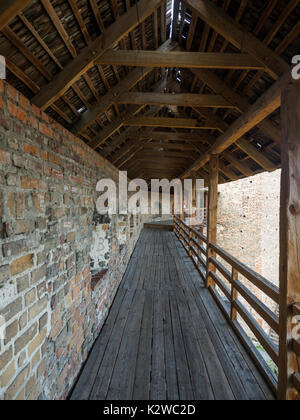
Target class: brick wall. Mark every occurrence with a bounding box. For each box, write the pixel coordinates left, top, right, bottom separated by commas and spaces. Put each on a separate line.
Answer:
0, 80, 144, 400
217, 170, 281, 332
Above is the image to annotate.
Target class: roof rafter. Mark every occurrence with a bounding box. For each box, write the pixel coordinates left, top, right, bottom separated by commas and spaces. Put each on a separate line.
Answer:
0, 0, 31, 30
32, 0, 164, 110
182, 71, 291, 178
181, 0, 289, 79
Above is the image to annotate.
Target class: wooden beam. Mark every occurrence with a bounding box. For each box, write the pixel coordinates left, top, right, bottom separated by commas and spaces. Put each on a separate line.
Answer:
40, 0, 77, 58
210, 72, 290, 155
116, 92, 234, 108
182, 0, 289, 79
135, 151, 195, 159
125, 117, 217, 129
0, 0, 31, 30
278, 79, 300, 401
97, 51, 264, 70
143, 142, 196, 151
190, 68, 281, 144
235, 138, 277, 173
32, 0, 163, 110
2, 27, 52, 81
75, 40, 176, 133
182, 71, 291, 178
206, 155, 219, 288
129, 130, 214, 143
89, 105, 145, 149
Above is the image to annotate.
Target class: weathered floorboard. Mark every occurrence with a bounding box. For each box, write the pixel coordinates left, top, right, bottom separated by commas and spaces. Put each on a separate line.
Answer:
70, 229, 274, 400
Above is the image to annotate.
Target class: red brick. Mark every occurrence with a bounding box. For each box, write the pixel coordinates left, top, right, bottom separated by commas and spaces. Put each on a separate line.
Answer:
29, 116, 38, 129
39, 122, 53, 138
32, 104, 41, 119
23, 143, 38, 157
21, 176, 39, 190
41, 150, 48, 161
0, 149, 10, 164
52, 169, 63, 179
7, 85, 18, 101
48, 153, 60, 166
20, 95, 30, 110
8, 101, 27, 123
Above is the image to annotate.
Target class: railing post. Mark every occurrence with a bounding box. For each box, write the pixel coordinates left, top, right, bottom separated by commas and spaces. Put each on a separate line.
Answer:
206, 155, 219, 289
278, 79, 300, 400
188, 227, 192, 257
231, 268, 238, 321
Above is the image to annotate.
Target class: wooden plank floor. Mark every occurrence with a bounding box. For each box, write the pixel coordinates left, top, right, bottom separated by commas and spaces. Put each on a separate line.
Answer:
70, 229, 275, 400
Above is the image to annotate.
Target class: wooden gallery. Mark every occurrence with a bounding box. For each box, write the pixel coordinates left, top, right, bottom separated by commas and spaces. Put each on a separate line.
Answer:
0, 0, 299, 401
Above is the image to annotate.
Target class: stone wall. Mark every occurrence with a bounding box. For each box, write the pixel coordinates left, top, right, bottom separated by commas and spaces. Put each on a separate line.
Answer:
217, 170, 281, 332
0, 80, 143, 400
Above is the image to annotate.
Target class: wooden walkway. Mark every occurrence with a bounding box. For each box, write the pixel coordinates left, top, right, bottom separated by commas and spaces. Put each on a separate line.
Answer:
70, 229, 274, 400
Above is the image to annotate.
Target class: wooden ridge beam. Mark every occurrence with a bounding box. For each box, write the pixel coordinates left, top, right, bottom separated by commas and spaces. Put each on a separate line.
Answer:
124, 117, 217, 129
182, 0, 289, 80
116, 92, 234, 108
97, 51, 265, 70
32, 0, 163, 110
181, 72, 291, 178
0, 0, 32, 30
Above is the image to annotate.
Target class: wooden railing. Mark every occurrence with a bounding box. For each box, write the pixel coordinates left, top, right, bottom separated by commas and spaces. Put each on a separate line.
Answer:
174, 215, 280, 394
292, 303, 300, 396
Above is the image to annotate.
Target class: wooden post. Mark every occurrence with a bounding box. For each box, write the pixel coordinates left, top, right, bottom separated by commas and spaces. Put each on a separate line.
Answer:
278, 79, 300, 400
231, 268, 238, 321
206, 155, 219, 288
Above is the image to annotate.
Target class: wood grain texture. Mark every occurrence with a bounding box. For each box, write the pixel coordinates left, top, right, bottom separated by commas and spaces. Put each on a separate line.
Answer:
278, 80, 300, 400
70, 228, 274, 400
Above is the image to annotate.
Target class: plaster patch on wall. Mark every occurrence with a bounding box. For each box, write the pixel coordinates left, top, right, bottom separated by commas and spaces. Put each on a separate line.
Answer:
90, 224, 110, 273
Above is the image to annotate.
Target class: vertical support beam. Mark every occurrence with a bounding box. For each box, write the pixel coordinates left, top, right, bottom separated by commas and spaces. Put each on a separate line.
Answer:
206, 155, 219, 288
278, 79, 300, 400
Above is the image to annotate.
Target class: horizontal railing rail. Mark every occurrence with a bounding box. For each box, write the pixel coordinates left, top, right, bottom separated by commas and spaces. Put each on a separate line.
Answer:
292, 303, 300, 395
174, 215, 280, 394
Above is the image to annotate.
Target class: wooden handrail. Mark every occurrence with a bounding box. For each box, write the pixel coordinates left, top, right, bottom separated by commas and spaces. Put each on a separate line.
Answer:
174, 215, 279, 395
209, 242, 279, 304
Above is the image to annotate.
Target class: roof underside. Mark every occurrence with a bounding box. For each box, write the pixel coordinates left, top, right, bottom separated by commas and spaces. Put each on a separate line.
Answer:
1, 0, 299, 184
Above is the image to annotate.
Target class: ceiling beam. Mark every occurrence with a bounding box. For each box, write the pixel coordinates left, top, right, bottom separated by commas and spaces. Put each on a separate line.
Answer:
129, 130, 215, 143
75, 40, 176, 134
116, 92, 234, 108
89, 105, 145, 150
143, 142, 197, 151
182, 71, 291, 178
32, 0, 163, 110
124, 117, 217, 129
182, 0, 289, 80
0, 0, 32, 30
97, 51, 265, 70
